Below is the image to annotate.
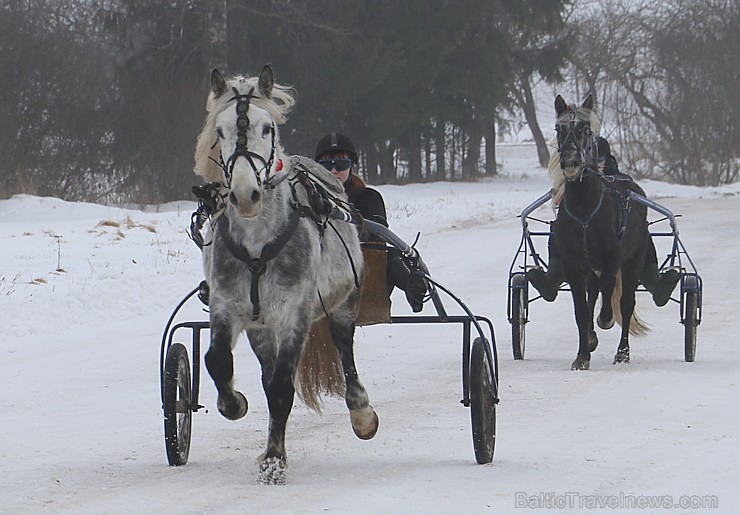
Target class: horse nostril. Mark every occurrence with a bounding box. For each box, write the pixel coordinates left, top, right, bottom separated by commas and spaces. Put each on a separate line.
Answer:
251, 190, 261, 204
229, 192, 238, 206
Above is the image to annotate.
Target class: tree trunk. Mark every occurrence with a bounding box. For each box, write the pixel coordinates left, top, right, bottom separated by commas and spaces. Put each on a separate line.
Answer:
463, 121, 482, 179
434, 119, 446, 180
365, 146, 380, 185
423, 123, 432, 180
407, 129, 422, 182
516, 74, 550, 168
486, 120, 497, 176
207, 0, 228, 72
376, 141, 396, 184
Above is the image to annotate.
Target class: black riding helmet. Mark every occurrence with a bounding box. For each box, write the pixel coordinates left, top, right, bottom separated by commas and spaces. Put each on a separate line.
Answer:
315, 132, 357, 163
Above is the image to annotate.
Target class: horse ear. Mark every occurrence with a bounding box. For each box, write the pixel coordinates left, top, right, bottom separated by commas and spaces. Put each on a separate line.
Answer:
555, 95, 568, 117
582, 94, 594, 111
258, 64, 274, 98
211, 69, 227, 97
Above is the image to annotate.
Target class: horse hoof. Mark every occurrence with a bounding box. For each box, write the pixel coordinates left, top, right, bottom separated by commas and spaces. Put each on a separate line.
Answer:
217, 391, 248, 420
257, 454, 287, 485
351, 409, 379, 440
588, 330, 599, 352
597, 314, 615, 330
613, 351, 630, 364
571, 356, 590, 371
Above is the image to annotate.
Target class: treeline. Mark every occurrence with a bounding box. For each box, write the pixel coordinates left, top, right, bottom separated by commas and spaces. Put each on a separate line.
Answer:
0, 0, 736, 203
564, 0, 739, 186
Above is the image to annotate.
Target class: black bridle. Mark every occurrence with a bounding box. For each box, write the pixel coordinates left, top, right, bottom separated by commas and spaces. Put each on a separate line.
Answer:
219, 86, 277, 189
556, 109, 598, 182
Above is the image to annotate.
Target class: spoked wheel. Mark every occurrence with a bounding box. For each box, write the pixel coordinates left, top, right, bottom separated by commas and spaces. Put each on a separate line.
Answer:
163, 343, 192, 466
683, 290, 699, 363
510, 277, 528, 360
470, 337, 496, 464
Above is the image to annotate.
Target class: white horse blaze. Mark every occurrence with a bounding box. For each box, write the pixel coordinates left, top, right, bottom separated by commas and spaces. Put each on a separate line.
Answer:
228, 160, 262, 218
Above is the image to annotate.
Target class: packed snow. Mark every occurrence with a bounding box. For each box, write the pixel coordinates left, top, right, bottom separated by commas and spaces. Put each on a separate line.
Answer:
1, 144, 737, 514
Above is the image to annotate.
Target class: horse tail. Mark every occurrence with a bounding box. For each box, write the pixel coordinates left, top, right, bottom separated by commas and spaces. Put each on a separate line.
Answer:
611, 269, 650, 336
295, 316, 346, 413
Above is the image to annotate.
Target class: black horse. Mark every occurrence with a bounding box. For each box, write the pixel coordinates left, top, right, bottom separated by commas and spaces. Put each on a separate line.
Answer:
551, 94, 649, 370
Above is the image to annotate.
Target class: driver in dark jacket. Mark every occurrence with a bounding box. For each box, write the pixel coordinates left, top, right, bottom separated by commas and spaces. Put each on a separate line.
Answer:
315, 132, 426, 312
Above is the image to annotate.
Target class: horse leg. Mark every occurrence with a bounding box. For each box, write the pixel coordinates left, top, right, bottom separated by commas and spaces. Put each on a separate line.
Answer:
330, 317, 379, 440
597, 271, 617, 330
569, 276, 593, 370
247, 327, 303, 484
586, 274, 599, 352
205, 313, 248, 420
614, 268, 639, 364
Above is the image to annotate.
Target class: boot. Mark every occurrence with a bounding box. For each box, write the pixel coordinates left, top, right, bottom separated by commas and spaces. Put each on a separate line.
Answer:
387, 253, 427, 313
526, 258, 564, 302
405, 272, 427, 313
198, 280, 210, 306
641, 263, 680, 307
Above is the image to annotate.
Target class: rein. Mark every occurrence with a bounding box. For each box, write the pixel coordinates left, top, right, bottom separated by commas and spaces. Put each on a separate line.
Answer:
288, 162, 362, 290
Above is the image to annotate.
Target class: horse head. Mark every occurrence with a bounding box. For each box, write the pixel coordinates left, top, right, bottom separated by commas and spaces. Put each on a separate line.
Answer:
554, 94, 600, 181
197, 65, 294, 219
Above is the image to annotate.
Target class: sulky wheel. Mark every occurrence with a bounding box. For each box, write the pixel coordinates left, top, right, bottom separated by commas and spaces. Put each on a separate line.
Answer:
163, 342, 192, 466
683, 290, 699, 363
510, 277, 528, 360
470, 337, 496, 464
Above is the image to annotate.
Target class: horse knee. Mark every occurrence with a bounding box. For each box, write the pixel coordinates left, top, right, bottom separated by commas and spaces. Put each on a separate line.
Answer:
205, 347, 234, 384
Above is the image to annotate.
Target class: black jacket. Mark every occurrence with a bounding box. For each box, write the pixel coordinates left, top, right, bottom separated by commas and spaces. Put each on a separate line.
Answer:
603, 154, 632, 180
344, 174, 388, 241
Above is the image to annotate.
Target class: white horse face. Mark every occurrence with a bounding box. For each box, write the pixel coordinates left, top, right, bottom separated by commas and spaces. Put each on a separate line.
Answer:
215, 102, 275, 218
212, 67, 277, 219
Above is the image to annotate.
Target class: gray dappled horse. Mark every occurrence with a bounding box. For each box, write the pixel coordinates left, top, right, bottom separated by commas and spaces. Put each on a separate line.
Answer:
551, 95, 649, 370
193, 65, 378, 483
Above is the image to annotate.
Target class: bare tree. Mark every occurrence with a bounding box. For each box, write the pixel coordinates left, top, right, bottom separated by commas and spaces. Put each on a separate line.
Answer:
567, 0, 739, 185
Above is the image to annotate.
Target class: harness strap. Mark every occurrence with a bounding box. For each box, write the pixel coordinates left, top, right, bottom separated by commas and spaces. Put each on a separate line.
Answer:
562, 181, 605, 228
562, 169, 637, 259
562, 181, 605, 263
289, 163, 362, 288
600, 174, 635, 242
217, 206, 307, 320
189, 182, 227, 249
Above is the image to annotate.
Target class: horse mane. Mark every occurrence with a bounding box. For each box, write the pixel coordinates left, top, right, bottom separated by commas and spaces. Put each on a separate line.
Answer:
547, 138, 566, 207
194, 73, 296, 182
548, 100, 602, 206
